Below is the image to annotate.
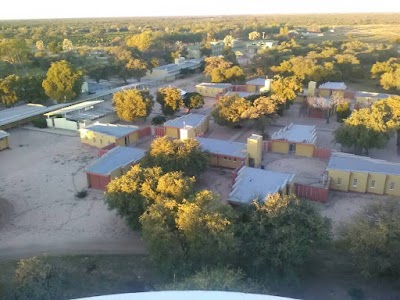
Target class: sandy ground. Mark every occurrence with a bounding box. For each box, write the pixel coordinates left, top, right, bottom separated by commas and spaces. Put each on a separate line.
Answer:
0, 128, 146, 260
197, 168, 233, 202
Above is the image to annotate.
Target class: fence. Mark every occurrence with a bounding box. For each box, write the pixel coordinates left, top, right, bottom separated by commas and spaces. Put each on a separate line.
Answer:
262, 141, 271, 152
294, 182, 329, 203
313, 147, 332, 160
98, 142, 116, 157
154, 126, 166, 137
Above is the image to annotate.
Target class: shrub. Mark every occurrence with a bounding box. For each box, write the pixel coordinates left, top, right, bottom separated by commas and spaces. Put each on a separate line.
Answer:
151, 115, 166, 125
31, 117, 47, 128
75, 190, 88, 199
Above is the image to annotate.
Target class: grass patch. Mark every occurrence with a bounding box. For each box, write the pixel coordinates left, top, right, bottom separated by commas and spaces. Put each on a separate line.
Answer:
0, 254, 157, 300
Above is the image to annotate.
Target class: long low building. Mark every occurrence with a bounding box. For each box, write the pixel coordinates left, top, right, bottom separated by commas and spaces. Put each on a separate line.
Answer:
327, 152, 400, 196
79, 123, 140, 148
195, 83, 233, 97
269, 123, 317, 157
229, 166, 295, 205
86, 146, 146, 190
0, 130, 9, 151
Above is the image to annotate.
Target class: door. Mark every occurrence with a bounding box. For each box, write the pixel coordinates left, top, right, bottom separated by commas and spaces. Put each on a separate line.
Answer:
124, 136, 129, 146
289, 143, 296, 155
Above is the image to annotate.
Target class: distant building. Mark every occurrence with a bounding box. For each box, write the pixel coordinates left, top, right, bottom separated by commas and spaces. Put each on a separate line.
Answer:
318, 82, 347, 97
269, 123, 317, 157
355, 91, 392, 109
86, 146, 145, 190
0, 130, 9, 151
246, 77, 272, 93
163, 113, 209, 139
229, 166, 295, 205
195, 83, 233, 97
145, 58, 202, 81
245, 40, 278, 54
224, 91, 254, 98
327, 152, 400, 196
45, 100, 117, 131
79, 123, 140, 148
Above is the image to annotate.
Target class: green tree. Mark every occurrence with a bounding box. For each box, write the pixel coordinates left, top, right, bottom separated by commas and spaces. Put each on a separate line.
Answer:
47, 41, 62, 54
236, 194, 331, 277
212, 94, 251, 128
112, 89, 154, 122
0, 74, 21, 107
18, 75, 49, 104
373, 96, 400, 145
0, 39, 30, 72
270, 75, 302, 108
42, 60, 83, 102
86, 64, 113, 83
336, 102, 351, 122
341, 199, 400, 278
140, 190, 236, 274
125, 58, 148, 82
142, 137, 209, 177
156, 86, 184, 116
242, 96, 277, 138
183, 92, 205, 112
204, 56, 245, 83
15, 256, 62, 300
371, 58, 400, 91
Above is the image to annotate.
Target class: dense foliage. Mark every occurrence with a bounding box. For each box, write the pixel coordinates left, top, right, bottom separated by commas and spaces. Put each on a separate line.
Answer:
112, 89, 154, 122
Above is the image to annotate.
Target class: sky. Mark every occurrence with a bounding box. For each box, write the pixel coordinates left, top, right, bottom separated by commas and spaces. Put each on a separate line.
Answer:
1, 0, 400, 20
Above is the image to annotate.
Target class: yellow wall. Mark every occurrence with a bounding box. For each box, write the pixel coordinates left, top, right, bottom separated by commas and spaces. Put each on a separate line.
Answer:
295, 144, 314, 157
166, 127, 179, 139
328, 170, 350, 191
348, 172, 368, 193
270, 140, 289, 154
246, 85, 257, 93
195, 117, 209, 135
247, 135, 263, 167
366, 173, 386, 195
385, 175, 400, 196
196, 86, 227, 97
0, 136, 9, 151
80, 130, 117, 148
209, 155, 245, 169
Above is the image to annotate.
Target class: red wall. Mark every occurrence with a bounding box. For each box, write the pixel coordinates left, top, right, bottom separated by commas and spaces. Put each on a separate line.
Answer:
87, 173, 111, 191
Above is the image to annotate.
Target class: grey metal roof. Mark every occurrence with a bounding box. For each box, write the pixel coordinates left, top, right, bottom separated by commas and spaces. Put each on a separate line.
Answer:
0, 130, 9, 139
271, 123, 317, 144
355, 91, 392, 99
229, 166, 295, 204
327, 152, 400, 176
86, 146, 145, 176
224, 91, 254, 98
196, 83, 232, 89
44, 100, 104, 117
246, 78, 266, 86
84, 123, 139, 138
153, 59, 202, 74
164, 113, 207, 129
196, 137, 247, 158
318, 82, 347, 90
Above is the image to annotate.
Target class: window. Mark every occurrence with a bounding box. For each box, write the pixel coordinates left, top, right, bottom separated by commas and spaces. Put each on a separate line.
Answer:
337, 178, 341, 185
370, 180, 375, 189
390, 182, 395, 190
353, 178, 358, 187
93, 137, 96, 142
224, 157, 227, 160
233, 158, 237, 162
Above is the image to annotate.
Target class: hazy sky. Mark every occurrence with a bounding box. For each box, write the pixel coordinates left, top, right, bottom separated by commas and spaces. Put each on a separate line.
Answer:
1, 0, 400, 20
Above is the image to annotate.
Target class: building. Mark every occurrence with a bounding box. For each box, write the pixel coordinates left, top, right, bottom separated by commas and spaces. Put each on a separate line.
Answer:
195, 134, 262, 169
79, 123, 140, 148
144, 58, 202, 81
245, 40, 278, 54
269, 123, 317, 157
195, 83, 233, 97
246, 77, 271, 93
327, 152, 400, 196
224, 91, 254, 98
163, 113, 209, 139
229, 166, 295, 205
355, 91, 392, 109
45, 100, 117, 131
318, 82, 347, 97
86, 146, 145, 190
0, 130, 9, 151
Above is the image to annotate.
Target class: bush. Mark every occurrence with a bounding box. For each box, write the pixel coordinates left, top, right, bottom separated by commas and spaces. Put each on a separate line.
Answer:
31, 117, 47, 128
336, 102, 351, 122
75, 190, 88, 199
151, 115, 166, 125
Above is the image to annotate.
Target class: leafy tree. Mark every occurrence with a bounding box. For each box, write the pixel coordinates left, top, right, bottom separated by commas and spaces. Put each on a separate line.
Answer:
112, 89, 154, 122
142, 137, 209, 177
47, 41, 62, 54
0, 39, 30, 71
126, 31, 155, 52
15, 256, 62, 300
248, 31, 260, 41
212, 94, 251, 128
125, 58, 148, 82
62, 39, 73, 51
341, 199, 400, 278
0, 74, 21, 107
42, 60, 83, 102
371, 58, 400, 91
236, 194, 331, 277
35, 40, 45, 51
270, 75, 302, 107
373, 96, 400, 145
204, 56, 245, 83
242, 96, 277, 138
336, 102, 351, 122
151, 115, 166, 125
156, 86, 184, 115
18, 75, 49, 104
183, 92, 205, 112
223, 35, 234, 48
140, 190, 236, 274
86, 64, 113, 83
105, 165, 194, 230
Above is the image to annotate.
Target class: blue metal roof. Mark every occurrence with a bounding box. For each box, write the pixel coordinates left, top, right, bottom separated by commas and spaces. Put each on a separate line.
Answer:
196, 137, 247, 158
86, 146, 145, 175
84, 123, 139, 138
327, 152, 400, 176
229, 166, 295, 204
196, 83, 232, 89
271, 123, 317, 144
164, 113, 207, 129
0, 130, 9, 139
